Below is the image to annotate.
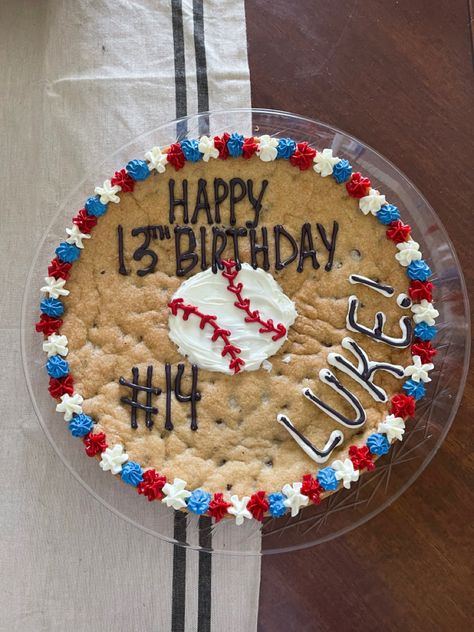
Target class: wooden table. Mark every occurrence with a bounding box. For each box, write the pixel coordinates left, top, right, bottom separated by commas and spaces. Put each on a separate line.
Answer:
245, 1, 474, 629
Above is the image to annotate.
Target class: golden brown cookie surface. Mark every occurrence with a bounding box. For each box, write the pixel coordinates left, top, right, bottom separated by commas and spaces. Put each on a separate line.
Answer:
61, 157, 413, 497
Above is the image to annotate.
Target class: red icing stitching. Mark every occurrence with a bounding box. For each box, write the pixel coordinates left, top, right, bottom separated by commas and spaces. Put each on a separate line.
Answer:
168, 297, 245, 374
221, 259, 287, 342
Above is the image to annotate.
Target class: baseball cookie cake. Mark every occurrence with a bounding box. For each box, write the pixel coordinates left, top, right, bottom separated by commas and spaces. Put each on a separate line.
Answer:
36, 133, 439, 524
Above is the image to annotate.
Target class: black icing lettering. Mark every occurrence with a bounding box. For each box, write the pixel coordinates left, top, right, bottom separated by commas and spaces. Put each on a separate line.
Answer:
347, 296, 412, 348
199, 226, 208, 270
175, 226, 198, 276
213, 178, 229, 224
131, 226, 158, 277
169, 179, 188, 223
211, 226, 227, 273
119, 366, 162, 430
249, 227, 270, 270
160, 225, 171, 240
191, 178, 213, 224
144, 225, 171, 240
246, 179, 268, 228
304, 370, 366, 428
316, 221, 339, 272
297, 222, 320, 272
164, 362, 173, 431
229, 178, 246, 225
122, 219, 344, 276
328, 337, 405, 402
117, 224, 128, 275
174, 364, 201, 431
278, 415, 344, 463
349, 274, 394, 297
274, 225, 298, 270
225, 227, 247, 269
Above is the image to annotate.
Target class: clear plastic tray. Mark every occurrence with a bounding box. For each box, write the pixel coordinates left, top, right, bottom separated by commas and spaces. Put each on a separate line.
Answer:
21, 109, 470, 555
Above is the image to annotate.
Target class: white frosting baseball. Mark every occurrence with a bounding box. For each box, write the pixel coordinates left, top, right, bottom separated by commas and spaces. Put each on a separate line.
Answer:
168, 263, 297, 374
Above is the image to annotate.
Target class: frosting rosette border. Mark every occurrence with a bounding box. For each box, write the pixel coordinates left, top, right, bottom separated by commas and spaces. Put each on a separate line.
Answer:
35, 133, 438, 524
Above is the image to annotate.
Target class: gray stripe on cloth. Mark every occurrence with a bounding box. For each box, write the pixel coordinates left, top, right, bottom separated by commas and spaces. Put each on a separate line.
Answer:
171, 0, 188, 137
172, 511, 188, 632
192, 0, 210, 136
197, 516, 213, 632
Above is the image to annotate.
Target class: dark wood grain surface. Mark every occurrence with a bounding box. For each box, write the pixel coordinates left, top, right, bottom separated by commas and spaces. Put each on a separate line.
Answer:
245, 1, 474, 630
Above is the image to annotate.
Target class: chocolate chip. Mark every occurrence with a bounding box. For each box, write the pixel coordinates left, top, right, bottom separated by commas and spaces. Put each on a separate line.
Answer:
226, 483, 233, 491
100, 270, 106, 275
215, 419, 224, 425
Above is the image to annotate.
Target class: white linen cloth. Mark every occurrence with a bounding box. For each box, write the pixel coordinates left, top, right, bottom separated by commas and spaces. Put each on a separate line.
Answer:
0, 1, 259, 630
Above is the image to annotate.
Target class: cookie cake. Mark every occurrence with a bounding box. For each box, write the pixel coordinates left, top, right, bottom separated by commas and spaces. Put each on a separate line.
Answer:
36, 133, 439, 524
